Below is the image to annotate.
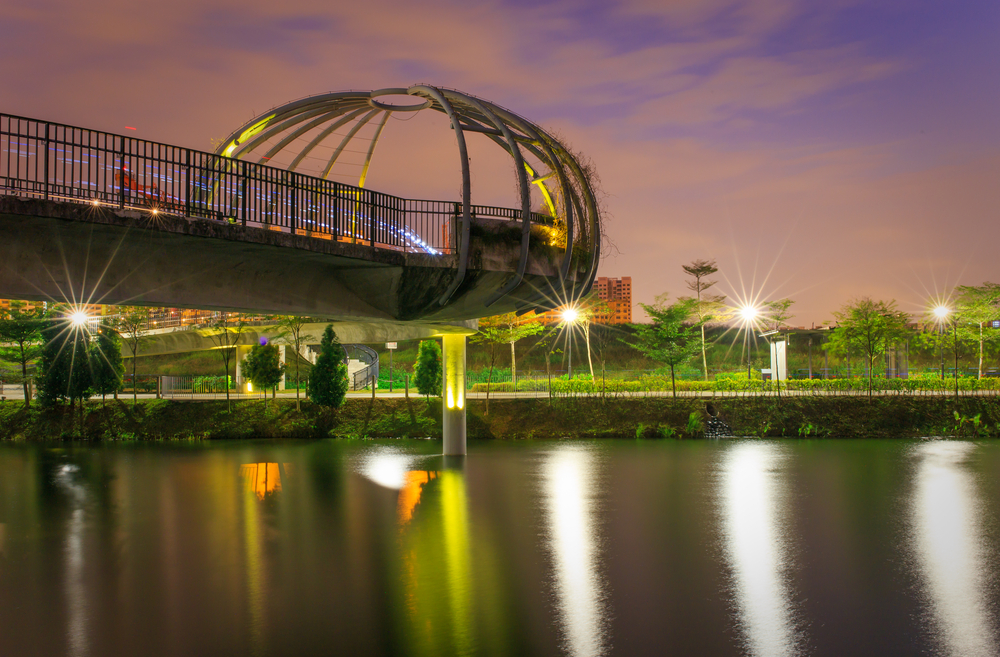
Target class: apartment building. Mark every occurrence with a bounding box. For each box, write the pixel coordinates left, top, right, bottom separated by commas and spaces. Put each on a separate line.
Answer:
538, 276, 633, 325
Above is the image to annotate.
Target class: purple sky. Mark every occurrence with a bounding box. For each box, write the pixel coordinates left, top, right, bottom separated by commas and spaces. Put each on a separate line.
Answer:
3, 0, 998, 324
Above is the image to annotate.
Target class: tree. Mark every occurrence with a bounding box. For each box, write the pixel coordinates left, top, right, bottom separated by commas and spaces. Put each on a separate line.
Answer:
478, 311, 545, 390
827, 297, 910, 395
0, 301, 45, 407
307, 325, 349, 411
208, 313, 247, 411
575, 293, 612, 379
765, 298, 796, 330
471, 322, 507, 414
681, 259, 728, 381
37, 319, 93, 411
115, 306, 151, 408
90, 322, 124, 406
242, 341, 286, 409
413, 339, 442, 399
624, 295, 703, 397
274, 316, 316, 411
955, 282, 1000, 379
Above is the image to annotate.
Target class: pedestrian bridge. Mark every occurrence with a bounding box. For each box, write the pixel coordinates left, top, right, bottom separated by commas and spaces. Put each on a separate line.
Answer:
0, 85, 604, 454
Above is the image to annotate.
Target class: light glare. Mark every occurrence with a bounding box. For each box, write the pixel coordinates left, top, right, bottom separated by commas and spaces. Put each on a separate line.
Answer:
934, 305, 950, 319
740, 305, 759, 322
562, 307, 579, 324
70, 311, 89, 327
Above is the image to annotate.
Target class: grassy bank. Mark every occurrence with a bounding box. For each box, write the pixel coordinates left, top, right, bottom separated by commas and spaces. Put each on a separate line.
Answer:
2, 396, 1000, 441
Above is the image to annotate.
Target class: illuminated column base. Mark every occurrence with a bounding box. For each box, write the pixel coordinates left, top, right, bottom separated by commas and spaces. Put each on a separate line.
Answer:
442, 334, 467, 456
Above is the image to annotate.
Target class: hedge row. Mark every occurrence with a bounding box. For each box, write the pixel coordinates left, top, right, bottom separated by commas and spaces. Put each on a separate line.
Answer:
469, 374, 1000, 394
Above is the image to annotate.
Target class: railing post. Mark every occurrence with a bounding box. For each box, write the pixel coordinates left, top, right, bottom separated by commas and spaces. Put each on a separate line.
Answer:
185, 149, 191, 217
42, 122, 50, 200
241, 160, 248, 226
369, 193, 377, 253
289, 170, 297, 234
118, 136, 125, 210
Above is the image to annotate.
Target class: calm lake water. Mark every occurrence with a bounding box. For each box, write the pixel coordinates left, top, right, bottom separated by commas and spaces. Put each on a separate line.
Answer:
1, 438, 999, 657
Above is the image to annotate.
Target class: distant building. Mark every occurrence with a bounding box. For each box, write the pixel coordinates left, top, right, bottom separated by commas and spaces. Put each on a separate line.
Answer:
538, 276, 633, 325
0, 299, 46, 313
592, 276, 632, 325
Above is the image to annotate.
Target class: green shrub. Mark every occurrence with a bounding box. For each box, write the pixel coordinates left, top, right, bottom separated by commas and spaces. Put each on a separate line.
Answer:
686, 411, 704, 435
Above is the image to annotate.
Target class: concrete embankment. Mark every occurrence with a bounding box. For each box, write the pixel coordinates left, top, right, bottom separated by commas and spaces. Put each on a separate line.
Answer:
2, 396, 999, 441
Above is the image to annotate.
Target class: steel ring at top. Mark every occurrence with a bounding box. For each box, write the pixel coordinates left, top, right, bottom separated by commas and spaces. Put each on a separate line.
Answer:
367, 88, 432, 112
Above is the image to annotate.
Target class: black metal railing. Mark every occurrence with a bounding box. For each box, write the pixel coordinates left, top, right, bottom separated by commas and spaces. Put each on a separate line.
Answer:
0, 112, 550, 254
344, 344, 379, 390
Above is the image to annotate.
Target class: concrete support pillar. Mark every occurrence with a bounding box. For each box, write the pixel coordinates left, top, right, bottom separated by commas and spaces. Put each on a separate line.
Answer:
234, 345, 251, 392
279, 344, 287, 390
442, 334, 467, 456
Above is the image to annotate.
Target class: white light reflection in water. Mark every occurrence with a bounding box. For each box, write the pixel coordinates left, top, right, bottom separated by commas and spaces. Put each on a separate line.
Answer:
911, 441, 998, 657
542, 447, 608, 657
356, 450, 420, 490
55, 464, 89, 657
719, 443, 799, 657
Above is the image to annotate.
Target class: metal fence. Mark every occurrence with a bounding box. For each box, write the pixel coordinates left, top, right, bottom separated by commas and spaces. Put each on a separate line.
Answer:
461, 369, 1000, 399
0, 112, 549, 254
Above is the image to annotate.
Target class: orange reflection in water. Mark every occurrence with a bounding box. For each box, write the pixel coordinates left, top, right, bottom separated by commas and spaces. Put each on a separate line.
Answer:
240, 463, 293, 500
398, 470, 437, 525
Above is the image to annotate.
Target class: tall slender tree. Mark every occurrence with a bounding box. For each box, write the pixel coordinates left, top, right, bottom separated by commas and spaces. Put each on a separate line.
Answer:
115, 306, 151, 408
681, 259, 727, 381
471, 322, 509, 414
0, 301, 46, 407
208, 313, 247, 411
477, 311, 545, 391
955, 282, 1000, 378
576, 293, 612, 379
274, 316, 316, 411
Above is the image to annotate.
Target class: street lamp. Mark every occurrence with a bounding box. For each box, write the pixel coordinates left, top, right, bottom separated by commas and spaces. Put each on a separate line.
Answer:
70, 310, 89, 327
562, 307, 579, 379
933, 305, 959, 396
739, 305, 759, 379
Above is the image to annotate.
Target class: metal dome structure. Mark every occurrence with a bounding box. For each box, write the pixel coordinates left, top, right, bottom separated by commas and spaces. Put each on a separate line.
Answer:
214, 85, 601, 311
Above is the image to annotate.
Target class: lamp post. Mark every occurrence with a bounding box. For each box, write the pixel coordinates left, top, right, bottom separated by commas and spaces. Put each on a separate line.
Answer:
740, 305, 759, 381
562, 307, 579, 380
934, 305, 959, 397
